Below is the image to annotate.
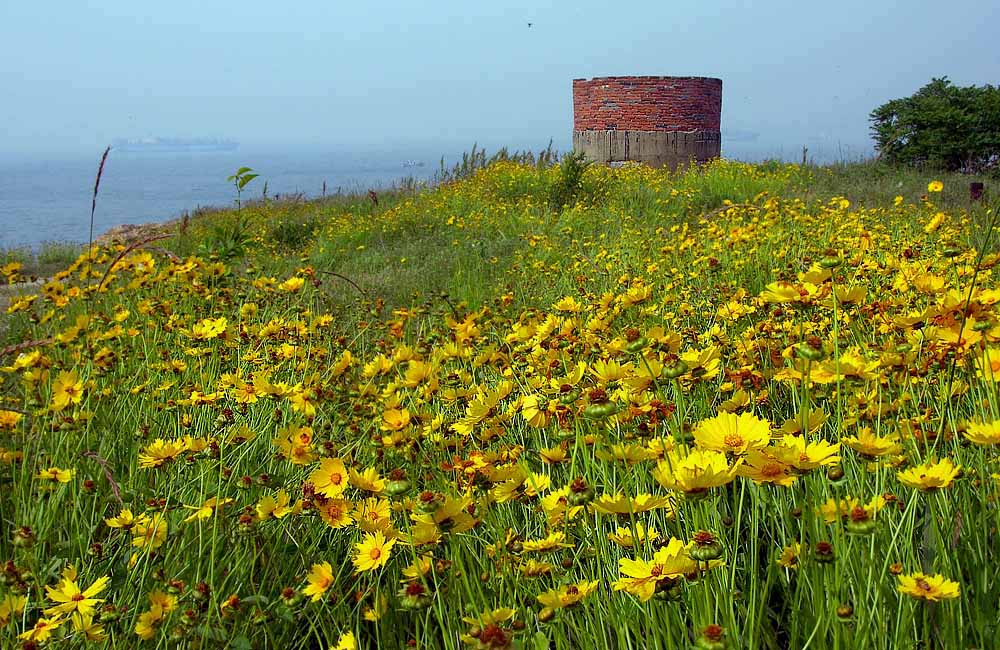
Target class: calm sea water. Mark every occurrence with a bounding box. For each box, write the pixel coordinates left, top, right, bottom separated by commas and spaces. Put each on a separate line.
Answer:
0, 141, 869, 249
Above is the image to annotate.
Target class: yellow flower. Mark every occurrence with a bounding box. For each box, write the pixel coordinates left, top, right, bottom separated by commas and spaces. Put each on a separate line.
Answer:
0, 593, 27, 625
0, 409, 23, 430
924, 211, 945, 233
693, 411, 771, 455
310, 458, 348, 498
653, 448, 741, 495
273, 425, 317, 465
318, 498, 354, 529
897, 457, 960, 490
897, 572, 959, 601
50, 369, 84, 411
963, 420, 1000, 445
278, 276, 306, 292
302, 561, 335, 602
35, 466, 75, 483
552, 295, 583, 313
353, 531, 396, 573
521, 531, 573, 553
72, 612, 109, 642
591, 492, 674, 517
381, 408, 411, 431
349, 467, 386, 494
182, 497, 233, 523
131, 513, 168, 551
138, 438, 187, 469
771, 435, 841, 471
256, 490, 296, 521
777, 542, 801, 570
843, 427, 901, 458
189, 316, 228, 340
614, 538, 701, 601
44, 565, 109, 617
927, 180, 943, 193
19, 614, 65, 642
334, 631, 358, 650
737, 450, 797, 486
608, 523, 660, 548
539, 445, 568, 465
975, 348, 1000, 382
537, 580, 599, 609
134, 590, 176, 639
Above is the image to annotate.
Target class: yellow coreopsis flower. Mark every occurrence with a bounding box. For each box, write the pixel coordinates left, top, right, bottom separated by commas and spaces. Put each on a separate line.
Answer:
0, 409, 23, 430
924, 211, 945, 234
50, 369, 84, 411
591, 492, 674, 516
318, 498, 354, 529
897, 458, 960, 491
353, 531, 396, 573
776, 542, 802, 570
521, 531, 573, 553
737, 450, 798, 486
537, 580, 599, 609
927, 180, 944, 193
44, 565, 110, 617
278, 276, 306, 292
35, 466, 75, 483
843, 427, 901, 458
105, 508, 138, 529
693, 411, 771, 455
134, 590, 176, 639
963, 420, 1000, 446
614, 538, 699, 602
349, 467, 386, 494
19, 614, 65, 642
302, 561, 335, 602
334, 631, 358, 650
138, 438, 187, 469
0, 593, 27, 625
608, 523, 660, 548
652, 448, 741, 495
182, 497, 233, 523
771, 435, 840, 471
897, 572, 959, 601
72, 612, 109, 641
310, 458, 348, 498
131, 513, 168, 551
189, 316, 227, 340
256, 490, 296, 521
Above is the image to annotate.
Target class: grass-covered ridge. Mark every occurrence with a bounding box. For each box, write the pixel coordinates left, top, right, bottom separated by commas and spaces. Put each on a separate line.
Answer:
1, 158, 998, 649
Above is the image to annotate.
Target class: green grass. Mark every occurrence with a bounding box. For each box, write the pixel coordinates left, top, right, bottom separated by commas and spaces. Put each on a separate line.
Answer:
1, 156, 998, 650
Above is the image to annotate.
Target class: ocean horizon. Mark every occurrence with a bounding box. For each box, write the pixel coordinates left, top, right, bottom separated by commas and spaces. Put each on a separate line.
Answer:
0, 139, 873, 250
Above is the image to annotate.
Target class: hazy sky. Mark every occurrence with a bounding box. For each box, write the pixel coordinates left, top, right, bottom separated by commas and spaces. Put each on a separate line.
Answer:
3, 0, 998, 158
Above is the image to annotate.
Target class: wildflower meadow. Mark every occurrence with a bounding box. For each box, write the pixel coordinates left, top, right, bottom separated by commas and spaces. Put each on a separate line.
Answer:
1, 158, 998, 649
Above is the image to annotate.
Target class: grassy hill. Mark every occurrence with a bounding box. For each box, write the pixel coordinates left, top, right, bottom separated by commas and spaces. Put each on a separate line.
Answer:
1, 156, 997, 649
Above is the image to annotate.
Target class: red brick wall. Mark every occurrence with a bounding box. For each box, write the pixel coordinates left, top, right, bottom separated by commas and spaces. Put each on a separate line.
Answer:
572, 76, 722, 132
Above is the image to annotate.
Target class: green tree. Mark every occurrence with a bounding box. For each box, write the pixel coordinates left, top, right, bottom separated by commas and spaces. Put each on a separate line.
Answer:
870, 77, 1000, 173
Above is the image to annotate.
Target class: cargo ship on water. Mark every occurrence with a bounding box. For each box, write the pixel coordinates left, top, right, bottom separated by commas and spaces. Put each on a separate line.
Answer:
112, 137, 239, 153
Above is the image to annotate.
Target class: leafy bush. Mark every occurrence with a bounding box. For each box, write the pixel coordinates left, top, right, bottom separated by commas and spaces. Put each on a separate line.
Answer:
549, 151, 592, 210
198, 219, 251, 260
870, 77, 1000, 173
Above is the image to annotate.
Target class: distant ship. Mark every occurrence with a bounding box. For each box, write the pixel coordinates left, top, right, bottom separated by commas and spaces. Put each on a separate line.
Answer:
402, 160, 426, 168
112, 137, 239, 153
